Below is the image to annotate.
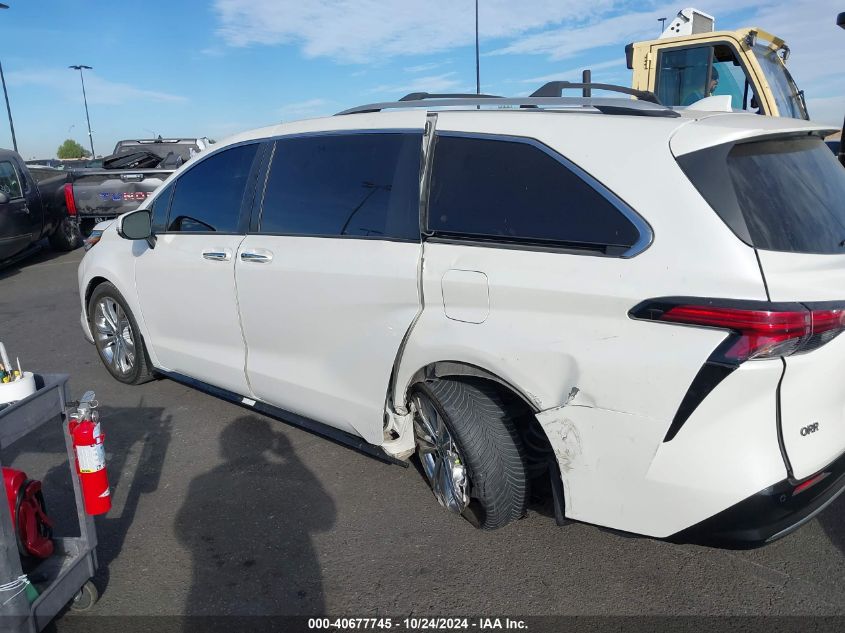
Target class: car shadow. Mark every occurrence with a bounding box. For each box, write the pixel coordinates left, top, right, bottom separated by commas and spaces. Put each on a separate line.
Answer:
174, 415, 336, 620
0, 241, 77, 281
817, 487, 845, 555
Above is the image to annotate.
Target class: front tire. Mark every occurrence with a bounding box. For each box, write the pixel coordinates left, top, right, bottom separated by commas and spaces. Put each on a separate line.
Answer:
412, 378, 528, 530
88, 282, 153, 385
48, 216, 82, 251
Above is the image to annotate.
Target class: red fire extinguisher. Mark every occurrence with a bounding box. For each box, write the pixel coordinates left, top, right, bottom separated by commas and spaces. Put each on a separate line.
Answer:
68, 392, 111, 516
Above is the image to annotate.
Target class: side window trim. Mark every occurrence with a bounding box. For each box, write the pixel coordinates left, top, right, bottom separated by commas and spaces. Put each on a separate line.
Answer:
425, 132, 653, 258
156, 140, 263, 235
253, 129, 424, 242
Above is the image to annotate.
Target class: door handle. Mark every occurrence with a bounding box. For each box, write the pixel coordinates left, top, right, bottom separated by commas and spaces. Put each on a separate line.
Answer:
240, 250, 273, 263
202, 250, 231, 262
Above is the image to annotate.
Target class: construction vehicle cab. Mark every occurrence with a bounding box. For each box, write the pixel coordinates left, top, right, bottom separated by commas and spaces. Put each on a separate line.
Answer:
628, 8, 809, 120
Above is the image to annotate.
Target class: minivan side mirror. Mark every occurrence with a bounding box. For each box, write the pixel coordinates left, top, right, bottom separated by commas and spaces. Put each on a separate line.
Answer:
118, 209, 155, 248
0, 191, 8, 205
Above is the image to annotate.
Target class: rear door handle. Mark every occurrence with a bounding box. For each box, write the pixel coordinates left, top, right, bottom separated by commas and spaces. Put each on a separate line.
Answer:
240, 250, 273, 264
202, 249, 232, 262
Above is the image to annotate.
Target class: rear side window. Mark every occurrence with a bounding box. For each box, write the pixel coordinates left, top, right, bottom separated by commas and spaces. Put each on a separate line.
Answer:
167, 143, 259, 233
0, 161, 23, 198
259, 133, 421, 240
427, 135, 642, 253
680, 137, 845, 254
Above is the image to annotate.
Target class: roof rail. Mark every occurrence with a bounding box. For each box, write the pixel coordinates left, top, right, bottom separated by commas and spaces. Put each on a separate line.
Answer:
336, 96, 679, 117
530, 81, 661, 104
399, 91, 502, 101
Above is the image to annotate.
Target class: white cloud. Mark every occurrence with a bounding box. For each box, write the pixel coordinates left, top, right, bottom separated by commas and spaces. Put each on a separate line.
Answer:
520, 59, 626, 84
365, 72, 469, 97
212, 0, 615, 62
277, 98, 334, 119
490, 0, 761, 60
404, 61, 451, 73
7, 68, 187, 105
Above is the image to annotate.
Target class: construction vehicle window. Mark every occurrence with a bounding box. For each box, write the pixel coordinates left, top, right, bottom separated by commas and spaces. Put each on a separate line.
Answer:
657, 44, 751, 111
656, 46, 713, 106
0, 161, 23, 199
259, 133, 421, 240
428, 135, 640, 250
166, 143, 259, 233
710, 45, 753, 112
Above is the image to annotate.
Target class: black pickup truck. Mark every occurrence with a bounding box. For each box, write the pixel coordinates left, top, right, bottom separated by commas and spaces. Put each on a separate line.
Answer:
64, 137, 211, 234
0, 149, 80, 262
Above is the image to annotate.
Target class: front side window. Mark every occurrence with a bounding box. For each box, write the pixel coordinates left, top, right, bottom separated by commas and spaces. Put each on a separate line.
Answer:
0, 161, 23, 199
167, 143, 259, 233
427, 135, 641, 254
259, 133, 421, 240
656, 44, 755, 111
148, 182, 174, 233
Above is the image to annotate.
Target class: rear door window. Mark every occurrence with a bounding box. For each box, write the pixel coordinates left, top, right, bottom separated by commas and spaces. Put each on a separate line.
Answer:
679, 136, 845, 254
427, 135, 642, 254
167, 143, 259, 233
258, 133, 421, 240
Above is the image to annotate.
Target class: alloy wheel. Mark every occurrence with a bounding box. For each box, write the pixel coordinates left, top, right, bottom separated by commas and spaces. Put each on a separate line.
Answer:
413, 393, 470, 514
93, 297, 136, 375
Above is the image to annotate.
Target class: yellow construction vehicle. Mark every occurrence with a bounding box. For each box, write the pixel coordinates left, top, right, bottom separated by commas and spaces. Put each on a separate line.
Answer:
627, 7, 809, 120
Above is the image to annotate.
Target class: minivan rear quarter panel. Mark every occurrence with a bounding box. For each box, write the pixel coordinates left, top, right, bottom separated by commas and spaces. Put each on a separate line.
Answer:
395, 112, 779, 536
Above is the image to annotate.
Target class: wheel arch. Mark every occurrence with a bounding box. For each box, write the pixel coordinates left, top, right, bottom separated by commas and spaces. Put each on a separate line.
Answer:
400, 360, 541, 414
399, 361, 568, 525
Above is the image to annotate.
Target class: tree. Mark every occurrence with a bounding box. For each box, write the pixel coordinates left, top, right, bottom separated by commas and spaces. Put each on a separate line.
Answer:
56, 139, 91, 159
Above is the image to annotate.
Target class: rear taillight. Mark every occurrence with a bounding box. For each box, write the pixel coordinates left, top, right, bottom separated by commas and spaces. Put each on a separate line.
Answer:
631, 299, 845, 364
63, 183, 77, 216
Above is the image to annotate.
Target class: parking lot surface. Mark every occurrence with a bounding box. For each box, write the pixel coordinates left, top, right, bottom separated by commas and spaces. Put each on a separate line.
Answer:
1, 248, 844, 620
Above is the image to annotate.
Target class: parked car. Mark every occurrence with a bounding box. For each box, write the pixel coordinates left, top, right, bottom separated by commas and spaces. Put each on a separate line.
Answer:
0, 148, 80, 262
63, 137, 212, 235
78, 89, 845, 548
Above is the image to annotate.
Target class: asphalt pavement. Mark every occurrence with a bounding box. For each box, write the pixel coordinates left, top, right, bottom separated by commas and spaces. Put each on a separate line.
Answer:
1, 246, 844, 622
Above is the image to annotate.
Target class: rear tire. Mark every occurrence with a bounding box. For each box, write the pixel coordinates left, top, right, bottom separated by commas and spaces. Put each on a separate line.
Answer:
48, 216, 82, 251
88, 282, 153, 385
412, 378, 528, 530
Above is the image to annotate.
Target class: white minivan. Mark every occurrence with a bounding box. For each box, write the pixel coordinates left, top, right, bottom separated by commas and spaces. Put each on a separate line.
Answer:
78, 89, 845, 547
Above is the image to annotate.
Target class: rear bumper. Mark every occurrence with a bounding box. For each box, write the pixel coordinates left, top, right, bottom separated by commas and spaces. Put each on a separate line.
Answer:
671, 450, 845, 548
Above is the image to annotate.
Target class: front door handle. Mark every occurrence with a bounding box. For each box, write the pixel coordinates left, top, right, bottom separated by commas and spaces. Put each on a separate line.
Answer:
202, 249, 231, 262
240, 250, 273, 264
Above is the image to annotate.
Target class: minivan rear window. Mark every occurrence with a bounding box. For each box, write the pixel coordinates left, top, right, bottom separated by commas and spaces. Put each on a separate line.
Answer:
679, 136, 845, 254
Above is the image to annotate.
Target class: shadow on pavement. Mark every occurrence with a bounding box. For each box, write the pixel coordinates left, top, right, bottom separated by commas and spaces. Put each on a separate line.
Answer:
0, 241, 72, 281
175, 415, 335, 617
818, 488, 845, 555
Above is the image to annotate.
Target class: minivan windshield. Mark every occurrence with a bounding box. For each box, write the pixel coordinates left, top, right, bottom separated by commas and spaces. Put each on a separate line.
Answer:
752, 43, 808, 120
728, 137, 845, 253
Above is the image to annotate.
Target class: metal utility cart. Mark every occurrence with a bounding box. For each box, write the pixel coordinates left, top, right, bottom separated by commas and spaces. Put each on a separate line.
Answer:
0, 374, 98, 633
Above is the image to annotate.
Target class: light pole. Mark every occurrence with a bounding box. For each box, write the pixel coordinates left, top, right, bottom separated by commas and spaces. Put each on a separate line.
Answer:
0, 3, 18, 153
69, 64, 95, 157
658, 17, 667, 35
475, 0, 480, 95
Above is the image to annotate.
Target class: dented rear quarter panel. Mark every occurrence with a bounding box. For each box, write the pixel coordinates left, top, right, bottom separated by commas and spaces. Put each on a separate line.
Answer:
394, 111, 779, 536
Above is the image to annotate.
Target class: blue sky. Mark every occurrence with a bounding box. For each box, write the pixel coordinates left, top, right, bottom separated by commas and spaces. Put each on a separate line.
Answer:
1, 0, 842, 158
